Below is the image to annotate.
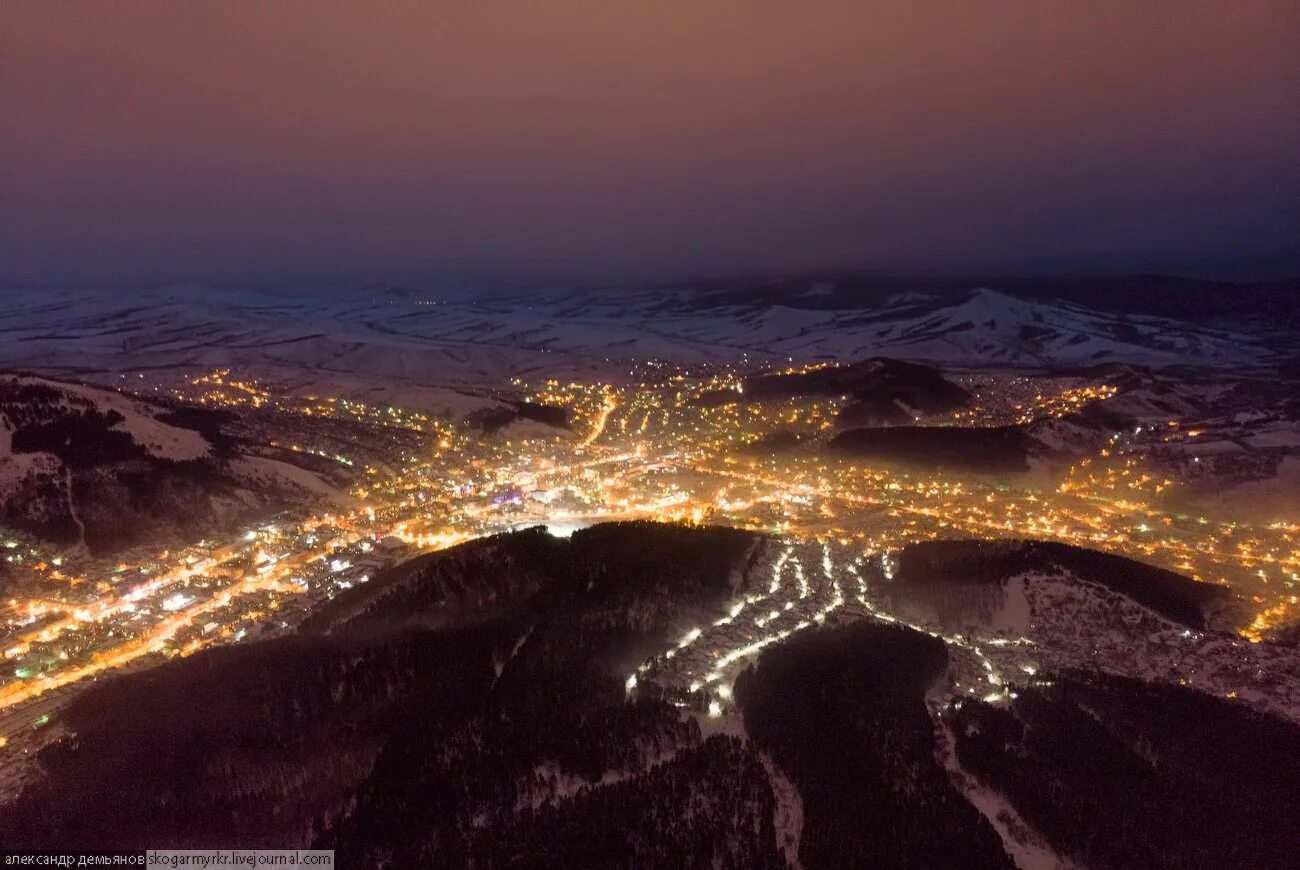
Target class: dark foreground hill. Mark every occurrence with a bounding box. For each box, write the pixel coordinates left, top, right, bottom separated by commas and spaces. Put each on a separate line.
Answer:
735, 622, 1014, 869
952, 673, 1300, 869
0, 523, 781, 865
0, 523, 1294, 867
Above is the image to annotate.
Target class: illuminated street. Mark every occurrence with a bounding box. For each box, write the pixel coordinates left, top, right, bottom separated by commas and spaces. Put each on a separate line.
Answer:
1, 365, 1296, 760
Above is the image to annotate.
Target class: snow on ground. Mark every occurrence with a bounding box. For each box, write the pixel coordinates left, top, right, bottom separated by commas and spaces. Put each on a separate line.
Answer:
930, 699, 1073, 870
1240, 422, 1300, 449
513, 744, 685, 813
985, 574, 1032, 634
0, 452, 57, 498
1193, 455, 1300, 526
496, 419, 576, 442
759, 752, 804, 870
0, 285, 1273, 391
109, 406, 210, 461
930, 569, 1300, 725
229, 456, 349, 503
271, 372, 507, 418
22, 375, 210, 461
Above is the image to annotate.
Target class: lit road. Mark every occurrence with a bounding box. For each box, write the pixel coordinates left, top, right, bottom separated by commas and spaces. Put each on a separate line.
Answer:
1, 365, 1295, 734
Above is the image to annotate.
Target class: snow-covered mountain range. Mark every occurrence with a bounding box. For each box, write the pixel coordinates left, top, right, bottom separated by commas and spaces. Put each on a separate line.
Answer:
0, 283, 1278, 388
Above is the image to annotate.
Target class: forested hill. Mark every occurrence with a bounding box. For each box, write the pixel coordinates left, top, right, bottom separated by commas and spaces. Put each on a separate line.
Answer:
1, 523, 1293, 867
0, 522, 781, 864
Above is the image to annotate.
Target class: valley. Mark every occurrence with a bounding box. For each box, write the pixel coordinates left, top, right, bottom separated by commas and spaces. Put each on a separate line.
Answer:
0, 284, 1296, 864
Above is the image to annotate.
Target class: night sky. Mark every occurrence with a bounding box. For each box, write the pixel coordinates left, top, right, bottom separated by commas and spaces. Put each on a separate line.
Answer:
4, 2, 1298, 288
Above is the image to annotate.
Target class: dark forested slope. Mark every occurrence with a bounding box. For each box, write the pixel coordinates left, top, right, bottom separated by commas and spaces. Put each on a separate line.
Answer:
735, 621, 1015, 869
952, 673, 1300, 870
0, 522, 782, 867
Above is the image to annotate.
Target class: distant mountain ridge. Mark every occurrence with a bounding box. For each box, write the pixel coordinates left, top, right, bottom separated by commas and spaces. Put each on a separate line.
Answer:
0, 280, 1283, 389
650, 272, 1300, 324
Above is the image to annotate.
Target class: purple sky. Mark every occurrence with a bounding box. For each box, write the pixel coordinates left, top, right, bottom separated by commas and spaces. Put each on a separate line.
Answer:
4, 2, 1298, 288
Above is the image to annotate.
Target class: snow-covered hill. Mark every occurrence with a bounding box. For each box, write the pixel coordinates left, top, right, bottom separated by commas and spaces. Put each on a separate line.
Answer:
0, 284, 1275, 389
0, 374, 344, 554
838, 287, 1268, 368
